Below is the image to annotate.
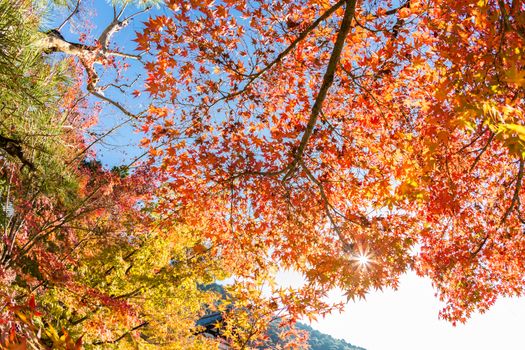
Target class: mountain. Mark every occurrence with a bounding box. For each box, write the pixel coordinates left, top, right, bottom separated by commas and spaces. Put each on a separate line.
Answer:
199, 284, 366, 349
263, 320, 365, 350
295, 323, 365, 350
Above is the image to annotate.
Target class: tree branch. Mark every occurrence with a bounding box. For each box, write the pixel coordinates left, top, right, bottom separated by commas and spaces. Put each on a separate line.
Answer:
98, 5, 152, 49
206, 0, 346, 109
283, 0, 357, 180
56, 0, 82, 32
501, 158, 524, 224
382, 1, 411, 17
39, 6, 152, 120
468, 132, 495, 172
0, 134, 35, 171
471, 158, 524, 256
301, 162, 355, 252
92, 322, 149, 345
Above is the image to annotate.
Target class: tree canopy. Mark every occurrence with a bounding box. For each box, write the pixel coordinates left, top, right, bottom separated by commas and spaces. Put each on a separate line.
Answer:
138, 0, 525, 324
1, 0, 525, 348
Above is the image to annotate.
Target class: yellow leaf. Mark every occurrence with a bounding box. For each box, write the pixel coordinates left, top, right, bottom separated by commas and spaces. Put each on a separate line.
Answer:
505, 68, 525, 86
499, 123, 525, 141
15, 311, 27, 323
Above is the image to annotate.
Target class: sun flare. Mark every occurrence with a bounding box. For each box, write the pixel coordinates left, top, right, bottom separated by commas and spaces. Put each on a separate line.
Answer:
351, 245, 374, 269
357, 253, 370, 267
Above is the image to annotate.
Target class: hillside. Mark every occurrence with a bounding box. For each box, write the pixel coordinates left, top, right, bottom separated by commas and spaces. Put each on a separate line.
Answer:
296, 323, 365, 350
200, 284, 366, 349
263, 320, 365, 350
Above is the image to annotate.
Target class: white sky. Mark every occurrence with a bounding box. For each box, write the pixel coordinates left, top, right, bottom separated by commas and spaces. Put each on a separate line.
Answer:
276, 271, 525, 350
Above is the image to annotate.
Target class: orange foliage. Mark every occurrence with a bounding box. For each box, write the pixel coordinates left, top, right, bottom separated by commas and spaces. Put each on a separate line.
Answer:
137, 0, 525, 326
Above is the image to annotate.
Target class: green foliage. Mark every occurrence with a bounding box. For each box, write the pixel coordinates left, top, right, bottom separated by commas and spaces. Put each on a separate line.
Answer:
262, 321, 366, 350
0, 0, 79, 205
295, 323, 365, 350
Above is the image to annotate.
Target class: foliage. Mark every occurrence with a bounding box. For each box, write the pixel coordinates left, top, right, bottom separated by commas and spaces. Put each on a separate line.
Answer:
199, 284, 365, 350
295, 323, 364, 350
138, 0, 525, 327
0, 1, 225, 349
4, 0, 525, 348
0, 0, 73, 182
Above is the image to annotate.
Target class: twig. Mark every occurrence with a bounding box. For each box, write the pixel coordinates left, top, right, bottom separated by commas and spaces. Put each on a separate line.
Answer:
56, 0, 82, 32
501, 158, 524, 224
468, 132, 495, 172
301, 162, 354, 252
471, 158, 524, 256
206, 0, 347, 110
92, 322, 149, 345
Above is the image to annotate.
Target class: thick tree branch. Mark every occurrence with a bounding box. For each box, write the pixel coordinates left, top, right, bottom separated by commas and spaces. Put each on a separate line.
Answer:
283, 0, 357, 180
38, 6, 151, 120
99, 5, 151, 49
40, 31, 141, 61
39, 32, 142, 118
225, 0, 356, 181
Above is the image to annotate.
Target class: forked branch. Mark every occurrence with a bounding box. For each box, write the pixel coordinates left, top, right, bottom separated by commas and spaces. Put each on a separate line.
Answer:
38, 5, 152, 119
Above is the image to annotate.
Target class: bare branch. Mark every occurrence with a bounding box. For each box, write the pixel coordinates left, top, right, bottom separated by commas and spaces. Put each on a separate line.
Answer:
99, 5, 151, 49
66, 117, 133, 166
100, 75, 141, 93
98, 4, 128, 49
56, 0, 82, 32
39, 7, 150, 121
88, 87, 143, 120
40, 31, 142, 61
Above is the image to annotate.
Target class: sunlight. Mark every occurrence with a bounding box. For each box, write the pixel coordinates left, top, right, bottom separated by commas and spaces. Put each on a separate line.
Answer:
357, 253, 370, 267
351, 245, 374, 269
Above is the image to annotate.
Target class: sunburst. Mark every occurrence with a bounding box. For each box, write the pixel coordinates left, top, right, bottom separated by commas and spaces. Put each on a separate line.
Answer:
351, 245, 374, 269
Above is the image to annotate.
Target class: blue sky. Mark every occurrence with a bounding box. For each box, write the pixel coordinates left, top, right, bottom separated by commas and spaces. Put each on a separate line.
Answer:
53, 1, 525, 349
45, 0, 165, 167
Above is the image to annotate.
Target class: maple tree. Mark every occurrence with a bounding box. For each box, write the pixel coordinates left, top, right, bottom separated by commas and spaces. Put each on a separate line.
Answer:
1, 1, 229, 348
4, 0, 525, 347
138, 0, 525, 327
